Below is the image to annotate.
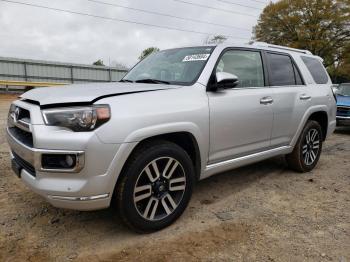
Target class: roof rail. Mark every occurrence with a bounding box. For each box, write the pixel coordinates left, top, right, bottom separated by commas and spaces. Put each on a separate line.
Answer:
250, 42, 312, 55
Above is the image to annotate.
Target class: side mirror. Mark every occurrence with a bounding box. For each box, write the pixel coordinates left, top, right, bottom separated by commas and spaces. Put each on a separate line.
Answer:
215, 72, 239, 89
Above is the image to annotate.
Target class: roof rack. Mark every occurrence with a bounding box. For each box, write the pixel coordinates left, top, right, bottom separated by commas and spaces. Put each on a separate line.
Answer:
250, 42, 312, 55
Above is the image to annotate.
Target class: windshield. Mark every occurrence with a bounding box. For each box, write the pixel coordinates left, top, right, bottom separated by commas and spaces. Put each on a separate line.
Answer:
122, 46, 214, 85
338, 84, 350, 96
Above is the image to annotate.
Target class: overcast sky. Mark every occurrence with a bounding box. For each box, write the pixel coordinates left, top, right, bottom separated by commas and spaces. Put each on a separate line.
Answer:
0, 0, 272, 68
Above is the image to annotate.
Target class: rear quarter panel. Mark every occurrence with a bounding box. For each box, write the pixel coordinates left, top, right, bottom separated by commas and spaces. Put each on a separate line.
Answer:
290, 54, 336, 145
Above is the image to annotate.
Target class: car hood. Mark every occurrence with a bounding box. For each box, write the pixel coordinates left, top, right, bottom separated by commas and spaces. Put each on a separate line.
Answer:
20, 82, 182, 106
336, 95, 350, 107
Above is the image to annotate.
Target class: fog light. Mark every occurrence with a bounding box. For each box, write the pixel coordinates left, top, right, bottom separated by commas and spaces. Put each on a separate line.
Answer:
65, 155, 74, 167
42, 154, 77, 170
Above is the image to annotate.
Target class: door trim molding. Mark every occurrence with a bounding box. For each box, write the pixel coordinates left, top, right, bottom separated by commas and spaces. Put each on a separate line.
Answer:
201, 145, 292, 180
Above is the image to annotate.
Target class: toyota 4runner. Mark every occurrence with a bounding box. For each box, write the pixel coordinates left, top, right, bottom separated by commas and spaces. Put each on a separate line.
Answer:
6, 42, 337, 232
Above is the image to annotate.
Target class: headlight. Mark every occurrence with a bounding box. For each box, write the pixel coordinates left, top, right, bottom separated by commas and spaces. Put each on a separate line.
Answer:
8, 104, 16, 120
42, 105, 110, 132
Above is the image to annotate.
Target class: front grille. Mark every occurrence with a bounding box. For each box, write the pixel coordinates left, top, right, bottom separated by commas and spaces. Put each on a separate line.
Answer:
337, 106, 350, 117
8, 127, 33, 148
12, 152, 36, 177
8, 105, 32, 132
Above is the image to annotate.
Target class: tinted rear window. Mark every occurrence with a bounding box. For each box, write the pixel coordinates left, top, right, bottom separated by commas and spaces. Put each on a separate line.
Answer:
266, 53, 296, 86
301, 56, 329, 84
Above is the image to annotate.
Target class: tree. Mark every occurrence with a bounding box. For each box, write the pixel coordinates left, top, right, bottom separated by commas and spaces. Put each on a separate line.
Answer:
204, 35, 228, 44
138, 47, 160, 60
329, 43, 350, 82
93, 59, 105, 66
253, 0, 350, 70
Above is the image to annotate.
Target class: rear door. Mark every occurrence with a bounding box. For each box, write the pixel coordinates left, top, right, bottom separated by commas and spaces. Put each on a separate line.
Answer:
207, 49, 274, 164
265, 52, 310, 147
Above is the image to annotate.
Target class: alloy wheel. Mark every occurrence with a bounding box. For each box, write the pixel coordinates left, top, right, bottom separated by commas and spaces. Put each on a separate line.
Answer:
133, 157, 186, 221
302, 128, 320, 166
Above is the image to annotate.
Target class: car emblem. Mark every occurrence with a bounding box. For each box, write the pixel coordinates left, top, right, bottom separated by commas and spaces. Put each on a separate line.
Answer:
14, 107, 20, 122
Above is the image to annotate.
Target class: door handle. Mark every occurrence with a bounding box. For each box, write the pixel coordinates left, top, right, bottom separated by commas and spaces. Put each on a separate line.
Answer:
260, 96, 273, 105
300, 94, 311, 100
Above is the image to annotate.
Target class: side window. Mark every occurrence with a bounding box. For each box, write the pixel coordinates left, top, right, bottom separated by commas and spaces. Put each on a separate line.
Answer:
293, 64, 304, 85
266, 53, 296, 86
301, 56, 329, 84
216, 50, 265, 88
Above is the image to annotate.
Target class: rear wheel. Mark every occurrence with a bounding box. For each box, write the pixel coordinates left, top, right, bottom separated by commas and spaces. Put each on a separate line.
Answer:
116, 141, 195, 233
286, 120, 323, 172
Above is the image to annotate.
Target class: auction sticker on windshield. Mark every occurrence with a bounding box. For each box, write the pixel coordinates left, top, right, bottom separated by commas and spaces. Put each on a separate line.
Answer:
183, 54, 210, 62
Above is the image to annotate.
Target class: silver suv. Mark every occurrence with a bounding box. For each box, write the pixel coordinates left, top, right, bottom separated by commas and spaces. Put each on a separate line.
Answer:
6, 42, 337, 232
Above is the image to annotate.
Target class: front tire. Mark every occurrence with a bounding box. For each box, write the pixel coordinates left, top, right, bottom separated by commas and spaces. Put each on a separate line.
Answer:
116, 140, 195, 233
286, 120, 323, 172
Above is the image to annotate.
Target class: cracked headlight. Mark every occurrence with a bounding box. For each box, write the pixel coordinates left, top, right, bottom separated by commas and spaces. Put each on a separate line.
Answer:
42, 105, 110, 132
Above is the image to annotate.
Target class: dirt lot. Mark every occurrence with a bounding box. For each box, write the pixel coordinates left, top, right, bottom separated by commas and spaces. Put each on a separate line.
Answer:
0, 94, 349, 262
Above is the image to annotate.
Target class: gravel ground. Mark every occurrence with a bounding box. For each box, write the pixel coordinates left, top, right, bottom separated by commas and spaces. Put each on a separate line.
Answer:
0, 94, 349, 262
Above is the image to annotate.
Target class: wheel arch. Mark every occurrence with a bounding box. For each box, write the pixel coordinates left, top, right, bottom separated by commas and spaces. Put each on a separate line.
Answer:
307, 111, 328, 141
123, 131, 201, 181
291, 106, 330, 147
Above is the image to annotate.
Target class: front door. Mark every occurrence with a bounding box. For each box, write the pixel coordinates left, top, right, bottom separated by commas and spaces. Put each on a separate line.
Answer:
207, 49, 274, 164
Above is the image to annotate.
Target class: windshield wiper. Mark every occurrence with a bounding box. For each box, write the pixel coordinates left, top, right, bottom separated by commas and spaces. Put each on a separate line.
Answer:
119, 79, 134, 83
135, 79, 170, 85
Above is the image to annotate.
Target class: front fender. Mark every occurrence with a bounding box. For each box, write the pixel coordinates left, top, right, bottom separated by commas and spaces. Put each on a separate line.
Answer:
125, 122, 207, 174
102, 123, 206, 196
123, 122, 203, 143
